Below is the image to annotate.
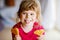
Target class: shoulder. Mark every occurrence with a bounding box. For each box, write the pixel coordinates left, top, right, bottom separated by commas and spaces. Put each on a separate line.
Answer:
11, 22, 21, 35
34, 22, 44, 30
12, 22, 21, 28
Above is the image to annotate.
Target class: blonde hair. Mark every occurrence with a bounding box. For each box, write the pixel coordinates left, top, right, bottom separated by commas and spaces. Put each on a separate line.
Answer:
17, 0, 41, 23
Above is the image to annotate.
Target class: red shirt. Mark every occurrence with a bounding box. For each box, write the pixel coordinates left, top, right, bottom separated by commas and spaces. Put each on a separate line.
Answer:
12, 22, 45, 40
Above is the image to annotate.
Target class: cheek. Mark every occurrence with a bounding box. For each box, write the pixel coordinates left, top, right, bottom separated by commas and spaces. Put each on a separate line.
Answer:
19, 15, 23, 22
20, 14, 25, 19
32, 15, 36, 20
32, 17, 36, 20
33, 15, 36, 19
19, 15, 22, 20
31, 17, 36, 23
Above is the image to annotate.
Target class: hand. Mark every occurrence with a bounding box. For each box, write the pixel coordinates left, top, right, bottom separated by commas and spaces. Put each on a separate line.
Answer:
15, 35, 21, 40
37, 35, 45, 40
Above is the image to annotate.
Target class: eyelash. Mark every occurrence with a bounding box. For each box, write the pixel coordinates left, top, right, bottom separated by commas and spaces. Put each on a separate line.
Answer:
31, 14, 34, 15
23, 13, 26, 15
22, 13, 34, 15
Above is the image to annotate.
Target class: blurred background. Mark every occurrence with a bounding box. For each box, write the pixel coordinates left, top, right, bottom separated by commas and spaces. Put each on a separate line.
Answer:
0, 0, 60, 40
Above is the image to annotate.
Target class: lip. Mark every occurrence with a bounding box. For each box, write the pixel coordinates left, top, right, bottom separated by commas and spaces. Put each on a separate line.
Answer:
24, 20, 30, 24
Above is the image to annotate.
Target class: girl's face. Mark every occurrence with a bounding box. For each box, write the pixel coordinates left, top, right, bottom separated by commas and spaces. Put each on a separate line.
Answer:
20, 10, 36, 26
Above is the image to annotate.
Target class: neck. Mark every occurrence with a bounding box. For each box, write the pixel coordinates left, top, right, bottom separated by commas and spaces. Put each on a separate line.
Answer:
21, 23, 34, 33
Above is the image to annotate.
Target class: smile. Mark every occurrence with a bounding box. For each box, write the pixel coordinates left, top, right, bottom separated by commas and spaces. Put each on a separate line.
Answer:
24, 20, 31, 24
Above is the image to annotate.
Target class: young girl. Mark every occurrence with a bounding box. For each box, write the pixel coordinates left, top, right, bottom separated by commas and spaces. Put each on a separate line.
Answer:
11, 0, 45, 40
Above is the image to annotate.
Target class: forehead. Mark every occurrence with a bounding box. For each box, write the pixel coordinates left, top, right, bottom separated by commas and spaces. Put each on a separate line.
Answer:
22, 10, 36, 14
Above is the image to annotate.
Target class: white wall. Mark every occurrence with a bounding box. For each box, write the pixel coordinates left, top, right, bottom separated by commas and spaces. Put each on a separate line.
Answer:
0, 0, 22, 27
41, 0, 56, 30
56, 0, 60, 31
0, 0, 5, 8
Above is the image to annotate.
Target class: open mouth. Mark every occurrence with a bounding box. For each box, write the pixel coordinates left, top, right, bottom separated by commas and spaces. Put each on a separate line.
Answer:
24, 20, 31, 24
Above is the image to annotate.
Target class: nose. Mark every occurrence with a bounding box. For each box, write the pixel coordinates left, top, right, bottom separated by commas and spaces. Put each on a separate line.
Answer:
26, 14, 29, 19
